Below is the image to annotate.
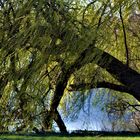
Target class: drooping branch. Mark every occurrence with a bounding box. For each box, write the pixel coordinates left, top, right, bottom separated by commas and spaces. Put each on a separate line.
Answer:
124, 101, 140, 112
119, 5, 129, 66
0, 73, 8, 98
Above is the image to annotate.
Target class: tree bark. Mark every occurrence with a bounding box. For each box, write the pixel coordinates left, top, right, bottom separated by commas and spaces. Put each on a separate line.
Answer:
44, 45, 140, 132
54, 110, 68, 133
69, 81, 133, 94
69, 45, 140, 101
95, 47, 140, 100
44, 71, 70, 132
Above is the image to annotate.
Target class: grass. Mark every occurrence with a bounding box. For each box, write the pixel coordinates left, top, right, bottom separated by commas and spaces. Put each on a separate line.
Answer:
0, 135, 140, 140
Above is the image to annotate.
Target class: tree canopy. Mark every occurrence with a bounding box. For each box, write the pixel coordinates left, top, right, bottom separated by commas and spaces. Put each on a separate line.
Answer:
0, 0, 140, 132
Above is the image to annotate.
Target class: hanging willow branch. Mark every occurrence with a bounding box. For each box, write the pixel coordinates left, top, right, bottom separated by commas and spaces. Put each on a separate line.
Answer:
119, 5, 129, 66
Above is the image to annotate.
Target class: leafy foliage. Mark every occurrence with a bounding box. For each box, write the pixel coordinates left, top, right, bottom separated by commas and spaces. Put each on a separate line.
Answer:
0, 0, 140, 132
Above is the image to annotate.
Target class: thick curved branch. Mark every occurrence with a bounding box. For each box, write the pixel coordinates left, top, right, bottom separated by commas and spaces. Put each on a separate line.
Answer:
69, 45, 140, 101
95, 48, 140, 100
69, 81, 132, 94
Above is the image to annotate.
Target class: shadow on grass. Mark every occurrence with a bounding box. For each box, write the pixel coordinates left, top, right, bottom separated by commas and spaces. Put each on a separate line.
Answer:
0, 131, 140, 140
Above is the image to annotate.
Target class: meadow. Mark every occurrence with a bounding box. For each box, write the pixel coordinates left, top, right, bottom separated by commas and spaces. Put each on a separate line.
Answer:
0, 135, 140, 140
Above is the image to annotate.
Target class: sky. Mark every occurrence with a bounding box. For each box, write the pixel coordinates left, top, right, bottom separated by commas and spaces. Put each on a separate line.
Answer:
57, 89, 113, 132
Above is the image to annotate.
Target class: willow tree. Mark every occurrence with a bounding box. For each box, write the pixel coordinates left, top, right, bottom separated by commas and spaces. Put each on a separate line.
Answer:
0, 0, 140, 132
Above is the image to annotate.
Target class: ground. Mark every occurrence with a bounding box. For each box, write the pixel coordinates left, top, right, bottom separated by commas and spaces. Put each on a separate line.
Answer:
0, 131, 140, 140
0, 135, 140, 140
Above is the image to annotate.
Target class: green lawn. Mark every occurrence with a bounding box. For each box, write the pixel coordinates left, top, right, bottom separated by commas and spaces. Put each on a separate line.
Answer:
0, 135, 140, 140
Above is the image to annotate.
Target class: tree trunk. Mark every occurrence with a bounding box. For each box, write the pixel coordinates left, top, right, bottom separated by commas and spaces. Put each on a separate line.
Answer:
44, 71, 70, 132
44, 45, 140, 132
54, 110, 68, 133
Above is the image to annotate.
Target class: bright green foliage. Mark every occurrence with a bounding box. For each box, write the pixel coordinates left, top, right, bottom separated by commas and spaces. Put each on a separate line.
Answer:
0, 0, 140, 132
